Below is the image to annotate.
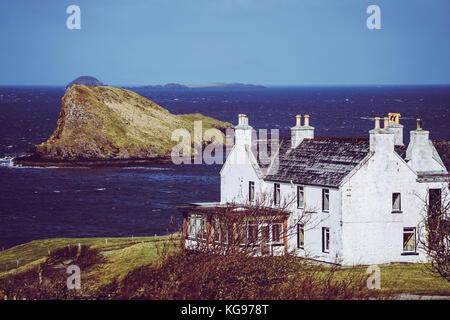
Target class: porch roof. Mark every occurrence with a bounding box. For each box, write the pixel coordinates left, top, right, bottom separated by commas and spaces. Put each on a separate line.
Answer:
177, 202, 290, 217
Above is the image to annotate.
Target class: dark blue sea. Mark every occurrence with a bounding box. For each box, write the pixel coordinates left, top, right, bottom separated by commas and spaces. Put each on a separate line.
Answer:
1, 86, 449, 249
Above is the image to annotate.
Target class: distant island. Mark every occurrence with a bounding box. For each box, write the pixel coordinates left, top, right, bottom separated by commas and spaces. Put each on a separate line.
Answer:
13, 84, 231, 167
66, 76, 105, 88
123, 82, 266, 90
65, 76, 265, 90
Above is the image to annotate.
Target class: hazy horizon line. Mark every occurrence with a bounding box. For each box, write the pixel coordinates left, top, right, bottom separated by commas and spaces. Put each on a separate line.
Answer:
1, 83, 450, 88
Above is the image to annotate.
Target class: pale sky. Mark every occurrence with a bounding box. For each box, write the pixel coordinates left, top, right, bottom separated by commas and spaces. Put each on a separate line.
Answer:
1, 0, 449, 86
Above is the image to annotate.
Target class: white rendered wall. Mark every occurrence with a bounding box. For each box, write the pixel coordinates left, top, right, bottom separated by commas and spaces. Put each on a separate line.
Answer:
219, 129, 448, 265
406, 130, 447, 173
340, 149, 446, 265
260, 182, 343, 264
220, 145, 262, 204
290, 185, 342, 264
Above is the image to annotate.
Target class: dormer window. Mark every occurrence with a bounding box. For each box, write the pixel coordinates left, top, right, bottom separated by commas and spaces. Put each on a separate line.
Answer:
392, 193, 402, 213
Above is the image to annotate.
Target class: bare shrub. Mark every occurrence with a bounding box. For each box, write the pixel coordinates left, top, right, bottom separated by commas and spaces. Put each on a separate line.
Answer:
112, 250, 382, 300
418, 187, 450, 281
0, 245, 104, 299
111, 194, 381, 300
181, 191, 324, 259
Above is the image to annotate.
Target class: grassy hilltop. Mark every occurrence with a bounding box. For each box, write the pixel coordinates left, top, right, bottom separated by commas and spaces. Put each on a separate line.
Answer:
14, 85, 231, 165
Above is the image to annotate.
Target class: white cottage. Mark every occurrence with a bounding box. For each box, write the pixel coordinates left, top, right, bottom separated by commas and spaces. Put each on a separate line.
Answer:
180, 113, 450, 265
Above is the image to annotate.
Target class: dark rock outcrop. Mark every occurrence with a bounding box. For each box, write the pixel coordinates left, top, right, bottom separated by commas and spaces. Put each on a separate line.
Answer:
66, 76, 105, 89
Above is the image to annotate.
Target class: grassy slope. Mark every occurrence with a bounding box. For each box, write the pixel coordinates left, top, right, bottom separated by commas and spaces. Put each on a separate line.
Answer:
0, 236, 175, 274
0, 237, 449, 297
333, 264, 450, 296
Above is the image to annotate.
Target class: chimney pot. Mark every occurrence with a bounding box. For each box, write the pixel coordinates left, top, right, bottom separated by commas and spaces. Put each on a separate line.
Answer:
238, 114, 248, 126
416, 118, 422, 130
387, 113, 404, 146
388, 113, 401, 124
295, 115, 302, 127
304, 114, 310, 126
383, 117, 389, 129
374, 117, 380, 129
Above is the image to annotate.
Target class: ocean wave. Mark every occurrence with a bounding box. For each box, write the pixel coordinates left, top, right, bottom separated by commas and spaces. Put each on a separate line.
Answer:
0, 156, 14, 167
122, 167, 175, 171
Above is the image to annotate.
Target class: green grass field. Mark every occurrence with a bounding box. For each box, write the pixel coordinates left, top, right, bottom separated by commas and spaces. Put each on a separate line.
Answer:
0, 236, 449, 298
0, 236, 172, 273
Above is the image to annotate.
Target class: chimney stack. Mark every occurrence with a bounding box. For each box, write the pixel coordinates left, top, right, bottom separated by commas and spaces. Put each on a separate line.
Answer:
235, 114, 252, 147
405, 118, 446, 172
291, 114, 314, 148
388, 113, 404, 146
238, 114, 249, 126
369, 116, 394, 154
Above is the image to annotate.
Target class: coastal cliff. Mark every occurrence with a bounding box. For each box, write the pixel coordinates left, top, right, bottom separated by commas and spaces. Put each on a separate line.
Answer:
14, 85, 232, 166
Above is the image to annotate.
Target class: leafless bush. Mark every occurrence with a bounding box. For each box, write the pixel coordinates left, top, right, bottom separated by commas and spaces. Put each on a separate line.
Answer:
110, 193, 382, 300
0, 245, 104, 299
182, 191, 324, 258
418, 187, 450, 281
113, 250, 382, 300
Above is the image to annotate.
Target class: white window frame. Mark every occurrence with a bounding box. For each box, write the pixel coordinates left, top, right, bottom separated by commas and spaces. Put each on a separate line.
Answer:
187, 214, 207, 241
213, 218, 228, 244
322, 227, 330, 253
249, 181, 255, 202
274, 183, 280, 206
322, 189, 330, 212
297, 223, 304, 249
297, 186, 304, 209
247, 221, 259, 245
260, 223, 271, 255
271, 222, 283, 245
402, 227, 416, 253
392, 192, 402, 213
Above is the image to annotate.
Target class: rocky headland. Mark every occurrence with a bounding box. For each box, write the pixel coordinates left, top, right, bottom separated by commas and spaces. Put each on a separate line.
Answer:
13, 84, 231, 167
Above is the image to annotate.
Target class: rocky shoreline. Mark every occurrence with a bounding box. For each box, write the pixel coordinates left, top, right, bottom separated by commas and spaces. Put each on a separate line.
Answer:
12, 155, 173, 167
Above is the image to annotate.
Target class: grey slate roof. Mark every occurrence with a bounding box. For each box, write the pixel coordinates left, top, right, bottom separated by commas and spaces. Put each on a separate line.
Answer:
253, 136, 449, 188
264, 137, 371, 187
432, 141, 450, 171
251, 138, 288, 169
